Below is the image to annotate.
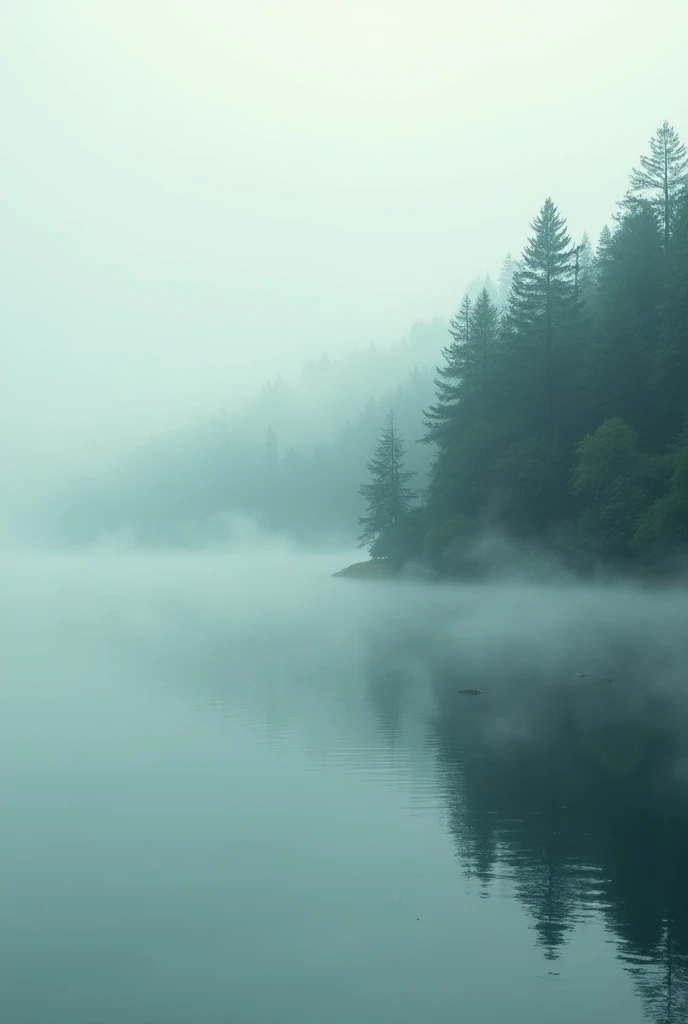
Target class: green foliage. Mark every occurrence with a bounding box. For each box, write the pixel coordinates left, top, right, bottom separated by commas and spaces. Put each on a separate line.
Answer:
422, 296, 471, 445
371, 506, 431, 567
488, 436, 566, 534
422, 514, 477, 574
503, 198, 581, 442
622, 120, 688, 246
381, 122, 688, 576
586, 208, 665, 434
652, 205, 688, 438
422, 289, 502, 447
636, 446, 688, 558
569, 420, 677, 560
358, 409, 416, 551
571, 418, 643, 496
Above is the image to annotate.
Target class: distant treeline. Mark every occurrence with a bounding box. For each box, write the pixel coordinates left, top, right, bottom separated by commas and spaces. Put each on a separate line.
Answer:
50, 324, 445, 546
363, 122, 688, 575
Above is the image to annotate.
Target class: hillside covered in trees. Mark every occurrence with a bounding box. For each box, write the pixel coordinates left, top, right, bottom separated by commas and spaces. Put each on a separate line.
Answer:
361, 122, 688, 577
45, 322, 445, 547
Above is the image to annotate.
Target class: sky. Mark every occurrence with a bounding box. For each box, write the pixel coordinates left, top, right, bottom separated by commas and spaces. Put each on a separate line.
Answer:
2, 0, 687, 463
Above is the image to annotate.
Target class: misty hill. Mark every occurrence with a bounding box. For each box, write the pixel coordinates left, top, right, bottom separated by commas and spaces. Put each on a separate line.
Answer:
48, 322, 446, 547
232, 319, 446, 449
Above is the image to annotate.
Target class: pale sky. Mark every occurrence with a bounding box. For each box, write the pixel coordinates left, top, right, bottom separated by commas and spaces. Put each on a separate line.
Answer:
2, 0, 687, 460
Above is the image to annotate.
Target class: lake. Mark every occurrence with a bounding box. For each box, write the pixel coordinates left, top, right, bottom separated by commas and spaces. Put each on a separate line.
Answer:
2, 547, 688, 1024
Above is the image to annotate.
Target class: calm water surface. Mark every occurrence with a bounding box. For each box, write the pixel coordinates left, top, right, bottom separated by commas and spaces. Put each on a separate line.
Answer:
1, 550, 687, 1023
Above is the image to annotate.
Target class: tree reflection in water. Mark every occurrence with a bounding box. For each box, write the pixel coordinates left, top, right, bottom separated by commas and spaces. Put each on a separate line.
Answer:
366, 646, 688, 1023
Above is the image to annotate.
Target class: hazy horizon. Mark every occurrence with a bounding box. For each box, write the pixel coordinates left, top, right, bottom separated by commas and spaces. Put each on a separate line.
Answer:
3, 0, 687, 465
3, 9, 688, 1014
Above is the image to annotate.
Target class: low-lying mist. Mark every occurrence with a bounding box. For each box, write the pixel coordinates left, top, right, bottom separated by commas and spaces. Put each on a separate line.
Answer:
4, 540, 688, 783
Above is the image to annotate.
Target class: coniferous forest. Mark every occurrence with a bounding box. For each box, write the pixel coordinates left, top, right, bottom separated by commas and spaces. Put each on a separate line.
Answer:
359, 122, 688, 576
46, 121, 688, 579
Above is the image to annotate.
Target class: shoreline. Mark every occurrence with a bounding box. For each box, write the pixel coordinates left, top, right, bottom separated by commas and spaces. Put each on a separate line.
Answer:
332, 557, 688, 588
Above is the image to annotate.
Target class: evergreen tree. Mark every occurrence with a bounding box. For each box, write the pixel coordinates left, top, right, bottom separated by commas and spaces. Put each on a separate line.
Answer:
586, 208, 665, 438
505, 198, 579, 441
570, 418, 651, 559
653, 200, 688, 436
348, 125, 688, 574
422, 296, 472, 444
464, 288, 501, 405
422, 289, 501, 454
423, 289, 511, 530
575, 232, 595, 304
450, 294, 473, 346
596, 225, 614, 275
358, 410, 416, 551
623, 121, 688, 248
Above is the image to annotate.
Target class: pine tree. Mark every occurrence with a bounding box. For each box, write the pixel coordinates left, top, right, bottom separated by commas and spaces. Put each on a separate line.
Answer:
465, 288, 501, 403
596, 225, 614, 268
450, 295, 473, 347
587, 207, 665, 439
575, 232, 595, 303
422, 296, 472, 444
653, 200, 688, 437
423, 289, 500, 444
421, 289, 505, 527
623, 121, 688, 248
506, 198, 578, 440
358, 410, 416, 551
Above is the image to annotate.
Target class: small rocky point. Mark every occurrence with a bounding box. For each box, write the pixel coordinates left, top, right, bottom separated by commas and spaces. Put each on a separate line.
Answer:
332, 559, 394, 580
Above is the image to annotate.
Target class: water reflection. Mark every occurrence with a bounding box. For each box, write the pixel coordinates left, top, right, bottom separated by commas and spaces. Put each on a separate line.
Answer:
143, 568, 688, 1023
4, 553, 688, 1023
414, 658, 688, 1022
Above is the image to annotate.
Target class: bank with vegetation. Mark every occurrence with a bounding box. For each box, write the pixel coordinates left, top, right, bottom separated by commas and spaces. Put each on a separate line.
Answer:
357, 122, 688, 578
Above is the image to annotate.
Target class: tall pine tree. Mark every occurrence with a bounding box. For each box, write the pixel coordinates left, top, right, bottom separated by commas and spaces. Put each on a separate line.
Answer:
622, 121, 688, 248
586, 207, 665, 439
653, 198, 688, 437
505, 198, 579, 441
464, 288, 501, 406
422, 295, 472, 444
358, 410, 416, 551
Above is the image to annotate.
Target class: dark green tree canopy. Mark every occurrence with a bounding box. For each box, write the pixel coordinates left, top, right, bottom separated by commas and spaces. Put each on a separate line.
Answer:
358, 409, 416, 551
422, 296, 472, 445
504, 197, 580, 441
365, 124, 688, 576
508, 197, 576, 334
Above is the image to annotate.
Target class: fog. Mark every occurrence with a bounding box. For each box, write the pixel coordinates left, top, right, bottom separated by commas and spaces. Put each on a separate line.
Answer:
3, 0, 687, 469
3, 6, 688, 1017
4, 547, 688, 1021
5, 543, 688, 755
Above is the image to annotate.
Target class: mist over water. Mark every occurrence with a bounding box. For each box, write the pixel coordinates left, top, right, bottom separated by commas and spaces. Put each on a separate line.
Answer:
4, 1, 687, 1020
2, 546, 687, 1023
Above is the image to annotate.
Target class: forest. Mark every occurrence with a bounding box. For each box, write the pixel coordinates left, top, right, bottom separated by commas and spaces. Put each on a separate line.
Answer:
46, 121, 688, 578
45, 322, 445, 547
359, 122, 688, 576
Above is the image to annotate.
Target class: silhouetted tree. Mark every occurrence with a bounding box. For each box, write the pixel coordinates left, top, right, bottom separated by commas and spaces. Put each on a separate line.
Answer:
422, 296, 472, 445
358, 409, 416, 551
505, 198, 579, 441
585, 208, 665, 437
623, 121, 688, 248
653, 201, 688, 436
